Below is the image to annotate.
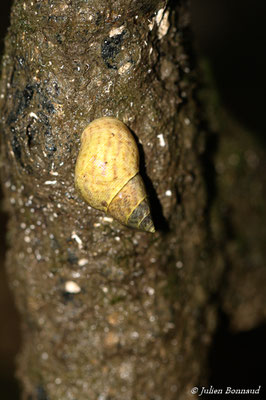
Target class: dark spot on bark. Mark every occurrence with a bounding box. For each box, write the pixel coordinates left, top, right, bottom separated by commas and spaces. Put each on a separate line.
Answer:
45, 142, 57, 154
110, 295, 126, 305
26, 123, 35, 148
23, 85, 34, 106
11, 132, 22, 163
6, 109, 16, 126
67, 249, 78, 264
17, 56, 25, 68
10, 65, 16, 86
6, 111, 17, 125
7, 84, 36, 126
38, 111, 49, 125
48, 15, 65, 23
95, 12, 102, 26
6, 111, 17, 126
43, 100, 55, 114
73, 60, 82, 72
36, 385, 49, 400
62, 291, 75, 302
26, 386, 49, 400
50, 236, 60, 250
6, 80, 59, 165
101, 32, 125, 69
101, 200, 108, 207
36, 86, 55, 115
11, 125, 33, 173
38, 112, 57, 157
44, 127, 57, 155
56, 33, 63, 44
126, 0, 160, 17
47, 16, 54, 22
53, 81, 60, 95
25, 165, 34, 174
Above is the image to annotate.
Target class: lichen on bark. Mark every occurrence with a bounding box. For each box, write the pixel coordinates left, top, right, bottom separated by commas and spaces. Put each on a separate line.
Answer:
0, 1, 221, 399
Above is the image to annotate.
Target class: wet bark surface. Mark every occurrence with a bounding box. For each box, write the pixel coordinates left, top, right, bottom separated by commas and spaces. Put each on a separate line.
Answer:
1, 1, 265, 400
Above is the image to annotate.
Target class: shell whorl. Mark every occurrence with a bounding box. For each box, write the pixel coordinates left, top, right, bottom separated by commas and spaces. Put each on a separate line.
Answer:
107, 174, 155, 233
75, 117, 155, 233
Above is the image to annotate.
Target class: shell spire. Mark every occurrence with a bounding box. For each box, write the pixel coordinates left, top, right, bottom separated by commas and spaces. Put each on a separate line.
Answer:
75, 117, 155, 233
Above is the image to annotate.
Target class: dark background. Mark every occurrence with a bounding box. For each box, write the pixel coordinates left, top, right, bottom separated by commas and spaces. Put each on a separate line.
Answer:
0, 0, 265, 398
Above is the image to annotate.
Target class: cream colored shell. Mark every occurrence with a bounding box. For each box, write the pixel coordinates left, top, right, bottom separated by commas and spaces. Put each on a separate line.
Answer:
75, 117, 155, 232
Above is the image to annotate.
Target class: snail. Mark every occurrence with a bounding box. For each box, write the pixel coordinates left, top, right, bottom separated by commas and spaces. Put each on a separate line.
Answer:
75, 117, 155, 233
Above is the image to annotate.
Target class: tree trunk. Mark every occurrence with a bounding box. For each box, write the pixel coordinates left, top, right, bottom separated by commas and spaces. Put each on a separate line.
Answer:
1, 1, 265, 399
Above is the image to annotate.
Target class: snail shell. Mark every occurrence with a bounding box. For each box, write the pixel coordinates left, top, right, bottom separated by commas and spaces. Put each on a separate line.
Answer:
75, 117, 155, 233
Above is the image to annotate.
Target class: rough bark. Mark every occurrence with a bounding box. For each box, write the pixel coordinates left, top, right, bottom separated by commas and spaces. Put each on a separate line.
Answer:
1, 1, 265, 400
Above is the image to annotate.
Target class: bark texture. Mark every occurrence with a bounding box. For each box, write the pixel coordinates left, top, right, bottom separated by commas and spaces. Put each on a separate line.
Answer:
2, 0, 262, 399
